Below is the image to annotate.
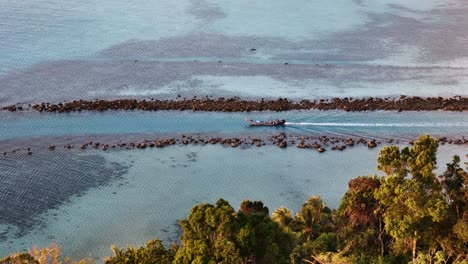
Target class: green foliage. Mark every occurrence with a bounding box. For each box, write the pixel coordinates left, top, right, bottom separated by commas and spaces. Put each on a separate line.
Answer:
440, 155, 468, 221
0, 244, 92, 264
374, 135, 448, 262
310, 233, 337, 253
413, 251, 449, 264
436, 155, 468, 262
239, 200, 269, 216
0, 253, 38, 264
453, 217, 468, 242
3, 135, 468, 264
377, 146, 407, 177
105, 238, 176, 264
337, 176, 389, 257
237, 203, 295, 264
408, 135, 438, 181
174, 199, 241, 264
294, 196, 333, 243
272, 206, 294, 233
173, 198, 295, 264
350, 254, 408, 264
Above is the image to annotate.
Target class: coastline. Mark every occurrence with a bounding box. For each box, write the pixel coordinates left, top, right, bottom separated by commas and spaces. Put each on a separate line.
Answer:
1, 140, 466, 261
2, 95, 468, 113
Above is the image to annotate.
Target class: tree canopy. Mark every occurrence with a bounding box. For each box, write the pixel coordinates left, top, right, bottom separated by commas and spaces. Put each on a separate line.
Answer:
3, 135, 467, 264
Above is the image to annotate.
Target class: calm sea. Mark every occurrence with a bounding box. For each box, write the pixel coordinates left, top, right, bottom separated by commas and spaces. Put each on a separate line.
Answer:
1, 0, 467, 260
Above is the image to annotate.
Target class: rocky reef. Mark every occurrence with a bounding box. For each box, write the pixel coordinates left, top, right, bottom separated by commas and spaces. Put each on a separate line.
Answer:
2, 133, 467, 157
2, 96, 468, 113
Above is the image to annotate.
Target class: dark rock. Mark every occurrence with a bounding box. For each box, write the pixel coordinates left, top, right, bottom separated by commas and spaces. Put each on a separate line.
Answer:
345, 139, 355, 146
136, 143, 147, 149
26, 96, 468, 113
277, 141, 287, 148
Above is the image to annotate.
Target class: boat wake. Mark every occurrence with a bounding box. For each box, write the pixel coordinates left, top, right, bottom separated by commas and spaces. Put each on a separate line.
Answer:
284, 122, 468, 127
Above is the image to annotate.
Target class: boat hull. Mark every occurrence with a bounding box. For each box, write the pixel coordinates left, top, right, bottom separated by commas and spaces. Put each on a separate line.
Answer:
245, 119, 286, 126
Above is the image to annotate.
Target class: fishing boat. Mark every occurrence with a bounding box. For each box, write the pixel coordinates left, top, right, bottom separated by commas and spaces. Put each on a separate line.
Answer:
245, 119, 286, 126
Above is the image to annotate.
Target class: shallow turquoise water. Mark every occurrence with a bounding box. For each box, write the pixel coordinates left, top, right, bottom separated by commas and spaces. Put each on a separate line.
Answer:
1, 145, 466, 260
0, 109, 467, 259
1, 110, 467, 141
1, 0, 467, 260
0, 0, 452, 70
1, 0, 467, 103
0, 0, 196, 71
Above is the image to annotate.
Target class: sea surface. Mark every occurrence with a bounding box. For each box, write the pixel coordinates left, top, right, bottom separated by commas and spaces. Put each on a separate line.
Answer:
1, 0, 468, 261
1, 110, 468, 141
1, 145, 466, 260
1, 0, 468, 104
0, 109, 467, 259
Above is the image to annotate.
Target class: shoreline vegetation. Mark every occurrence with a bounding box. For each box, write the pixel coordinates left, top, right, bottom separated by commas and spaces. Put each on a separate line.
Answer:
1, 135, 467, 263
2, 95, 468, 113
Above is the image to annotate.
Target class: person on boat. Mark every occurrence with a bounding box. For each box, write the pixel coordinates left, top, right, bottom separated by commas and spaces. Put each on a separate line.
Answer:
274, 119, 279, 124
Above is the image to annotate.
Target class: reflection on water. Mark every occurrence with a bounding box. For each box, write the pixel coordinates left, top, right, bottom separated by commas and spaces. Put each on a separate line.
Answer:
0, 145, 466, 260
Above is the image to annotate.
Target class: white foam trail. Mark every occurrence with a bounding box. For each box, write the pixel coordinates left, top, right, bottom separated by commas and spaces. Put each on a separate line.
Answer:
285, 122, 468, 127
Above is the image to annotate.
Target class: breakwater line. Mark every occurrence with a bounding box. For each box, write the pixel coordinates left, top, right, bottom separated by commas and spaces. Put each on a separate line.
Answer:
2, 96, 468, 112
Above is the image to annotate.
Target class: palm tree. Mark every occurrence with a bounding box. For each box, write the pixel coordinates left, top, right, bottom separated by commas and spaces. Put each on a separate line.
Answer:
295, 196, 331, 242
272, 206, 294, 232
